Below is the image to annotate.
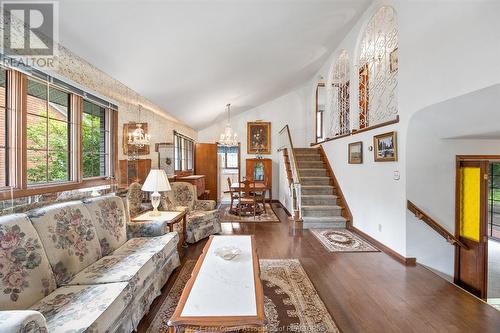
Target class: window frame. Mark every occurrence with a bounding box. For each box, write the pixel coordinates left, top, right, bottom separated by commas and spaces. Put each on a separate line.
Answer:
0, 68, 118, 200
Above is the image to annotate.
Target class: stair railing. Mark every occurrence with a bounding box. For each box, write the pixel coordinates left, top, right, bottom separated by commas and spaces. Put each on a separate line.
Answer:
407, 200, 469, 249
278, 125, 302, 220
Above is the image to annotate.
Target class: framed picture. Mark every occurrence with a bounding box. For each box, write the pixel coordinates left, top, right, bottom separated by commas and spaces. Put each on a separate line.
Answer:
348, 141, 363, 164
123, 122, 150, 155
373, 131, 397, 162
390, 48, 398, 73
247, 121, 271, 154
156, 142, 175, 176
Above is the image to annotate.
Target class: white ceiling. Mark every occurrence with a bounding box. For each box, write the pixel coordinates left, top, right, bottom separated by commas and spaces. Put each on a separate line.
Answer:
58, 0, 370, 130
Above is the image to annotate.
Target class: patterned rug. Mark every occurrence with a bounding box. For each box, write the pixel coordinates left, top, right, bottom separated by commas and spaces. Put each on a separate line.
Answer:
311, 229, 379, 252
220, 203, 280, 223
147, 259, 339, 333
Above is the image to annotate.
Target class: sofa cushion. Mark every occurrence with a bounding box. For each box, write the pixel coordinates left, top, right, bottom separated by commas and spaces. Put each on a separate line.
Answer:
161, 182, 196, 211
82, 196, 127, 256
30, 282, 130, 333
28, 201, 102, 286
66, 253, 155, 286
113, 232, 178, 257
0, 214, 57, 310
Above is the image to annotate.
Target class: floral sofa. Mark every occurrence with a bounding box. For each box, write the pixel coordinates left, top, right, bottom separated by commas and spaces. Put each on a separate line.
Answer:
160, 182, 221, 243
0, 195, 180, 333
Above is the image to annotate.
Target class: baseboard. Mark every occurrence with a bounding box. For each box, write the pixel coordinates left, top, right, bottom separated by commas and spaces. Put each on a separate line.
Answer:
272, 200, 292, 217
349, 225, 417, 266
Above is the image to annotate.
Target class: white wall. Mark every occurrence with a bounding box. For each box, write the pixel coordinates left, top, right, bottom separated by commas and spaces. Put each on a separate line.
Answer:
406, 84, 500, 279
198, 85, 314, 200
197, 0, 500, 260
309, 0, 500, 257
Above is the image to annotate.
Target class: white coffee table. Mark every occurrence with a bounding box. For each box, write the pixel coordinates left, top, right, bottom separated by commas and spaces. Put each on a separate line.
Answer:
169, 235, 265, 332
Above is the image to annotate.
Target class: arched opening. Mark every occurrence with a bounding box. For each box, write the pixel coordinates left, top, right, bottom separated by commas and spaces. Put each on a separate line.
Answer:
357, 5, 398, 129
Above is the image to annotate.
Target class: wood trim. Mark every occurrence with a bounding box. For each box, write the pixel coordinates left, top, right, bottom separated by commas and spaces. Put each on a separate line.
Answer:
352, 115, 399, 135
407, 200, 468, 249
318, 145, 352, 226
7, 70, 27, 188
169, 235, 265, 330
272, 200, 291, 217
454, 156, 492, 299
0, 178, 111, 200
349, 225, 417, 266
310, 132, 351, 147
310, 116, 399, 147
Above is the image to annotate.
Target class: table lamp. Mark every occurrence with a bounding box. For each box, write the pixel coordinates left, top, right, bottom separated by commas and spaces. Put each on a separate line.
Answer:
142, 169, 171, 216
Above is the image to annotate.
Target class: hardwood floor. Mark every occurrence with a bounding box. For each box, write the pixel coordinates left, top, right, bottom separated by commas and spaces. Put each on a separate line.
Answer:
137, 204, 500, 333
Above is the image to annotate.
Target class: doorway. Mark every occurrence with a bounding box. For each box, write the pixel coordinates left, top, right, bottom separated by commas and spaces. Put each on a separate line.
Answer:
217, 144, 240, 203
455, 156, 500, 306
487, 162, 500, 308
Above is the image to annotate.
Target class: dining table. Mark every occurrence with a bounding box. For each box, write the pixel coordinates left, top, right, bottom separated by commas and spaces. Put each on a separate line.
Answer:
229, 182, 270, 217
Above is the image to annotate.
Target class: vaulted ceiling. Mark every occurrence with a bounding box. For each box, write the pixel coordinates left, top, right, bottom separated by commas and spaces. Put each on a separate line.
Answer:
58, 0, 370, 130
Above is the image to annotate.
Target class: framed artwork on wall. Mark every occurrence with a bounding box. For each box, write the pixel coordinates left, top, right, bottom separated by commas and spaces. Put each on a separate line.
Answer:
247, 121, 271, 154
348, 141, 363, 164
155, 142, 174, 176
123, 122, 150, 156
373, 131, 397, 162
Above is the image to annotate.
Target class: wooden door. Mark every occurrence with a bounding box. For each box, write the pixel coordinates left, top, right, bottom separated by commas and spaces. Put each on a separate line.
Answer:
195, 143, 218, 201
455, 160, 488, 299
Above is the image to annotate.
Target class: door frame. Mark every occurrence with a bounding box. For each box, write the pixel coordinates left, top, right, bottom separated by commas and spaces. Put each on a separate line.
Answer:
454, 155, 500, 299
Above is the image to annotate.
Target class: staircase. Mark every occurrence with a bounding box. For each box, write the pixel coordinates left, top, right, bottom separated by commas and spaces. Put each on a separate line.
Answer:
294, 147, 347, 229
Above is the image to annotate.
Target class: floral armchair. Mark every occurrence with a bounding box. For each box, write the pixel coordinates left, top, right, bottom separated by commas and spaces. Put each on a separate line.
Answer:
160, 182, 221, 243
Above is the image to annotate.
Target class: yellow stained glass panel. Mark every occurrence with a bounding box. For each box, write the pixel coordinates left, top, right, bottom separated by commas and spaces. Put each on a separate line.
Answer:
460, 167, 481, 242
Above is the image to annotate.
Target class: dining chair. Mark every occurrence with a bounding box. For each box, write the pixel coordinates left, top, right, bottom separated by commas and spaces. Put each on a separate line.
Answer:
254, 181, 267, 214
237, 179, 258, 218
227, 177, 240, 211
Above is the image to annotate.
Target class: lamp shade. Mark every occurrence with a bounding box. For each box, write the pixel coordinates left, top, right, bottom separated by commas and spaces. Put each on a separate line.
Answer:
142, 169, 171, 192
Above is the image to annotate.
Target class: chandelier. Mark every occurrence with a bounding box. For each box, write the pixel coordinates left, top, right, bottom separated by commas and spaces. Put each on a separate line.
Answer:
128, 104, 151, 147
219, 103, 238, 146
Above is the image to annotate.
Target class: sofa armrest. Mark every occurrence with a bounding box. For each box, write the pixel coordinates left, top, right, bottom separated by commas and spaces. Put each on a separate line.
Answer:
0, 310, 48, 333
194, 200, 216, 211
127, 220, 170, 238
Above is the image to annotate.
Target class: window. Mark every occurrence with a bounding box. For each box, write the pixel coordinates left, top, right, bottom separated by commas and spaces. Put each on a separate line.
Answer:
357, 5, 398, 129
220, 152, 238, 169
26, 78, 71, 184
83, 100, 109, 178
315, 83, 325, 142
0, 68, 6, 187
174, 131, 194, 172
329, 50, 350, 137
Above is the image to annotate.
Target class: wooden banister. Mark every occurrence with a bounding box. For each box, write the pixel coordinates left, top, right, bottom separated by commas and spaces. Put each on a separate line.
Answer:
407, 200, 469, 250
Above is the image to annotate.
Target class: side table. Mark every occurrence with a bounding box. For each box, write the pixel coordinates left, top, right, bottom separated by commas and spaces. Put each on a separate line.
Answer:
131, 210, 188, 250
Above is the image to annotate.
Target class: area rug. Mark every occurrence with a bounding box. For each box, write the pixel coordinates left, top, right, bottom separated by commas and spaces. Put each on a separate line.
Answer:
220, 203, 280, 223
146, 259, 339, 333
311, 229, 379, 252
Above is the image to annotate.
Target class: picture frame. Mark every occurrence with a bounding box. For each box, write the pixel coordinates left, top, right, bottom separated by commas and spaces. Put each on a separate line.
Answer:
390, 47, 398, 73
373, 131, 397, 162
156, 142, 175, 176
348, 141, 363, 164
123, 122, 150, 155
247, 121, 271, 155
